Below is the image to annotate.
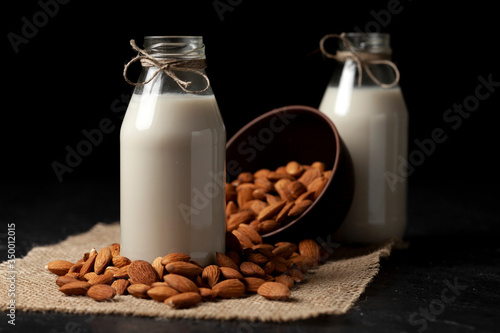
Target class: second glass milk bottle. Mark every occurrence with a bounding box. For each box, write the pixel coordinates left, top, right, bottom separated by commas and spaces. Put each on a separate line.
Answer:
318, 33, 408, 244
120, 36, 226, 265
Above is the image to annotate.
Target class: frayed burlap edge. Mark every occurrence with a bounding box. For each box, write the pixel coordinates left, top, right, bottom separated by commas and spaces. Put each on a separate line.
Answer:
0, 222, 404, 322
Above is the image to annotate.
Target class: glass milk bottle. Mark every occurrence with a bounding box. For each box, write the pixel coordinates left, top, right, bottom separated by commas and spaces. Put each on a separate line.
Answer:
120, 36, 226, 265
318, 33, 408, 243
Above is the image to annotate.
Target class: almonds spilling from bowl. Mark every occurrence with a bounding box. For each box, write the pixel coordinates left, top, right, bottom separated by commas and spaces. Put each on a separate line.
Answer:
226, 161, 330, 234
46, 232, 324, 309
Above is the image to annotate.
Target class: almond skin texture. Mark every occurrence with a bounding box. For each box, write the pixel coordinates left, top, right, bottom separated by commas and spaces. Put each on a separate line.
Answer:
87, 284, 116, 301
78, 253, 97, 279
275, 274, 295, 288
46, 260, 74, 276
87, 273, 114, 286
111, 279, 130, 295
94, 247, 112, 275
212, 279, 246, 298
113, 266, 129, 279
257, 201, 287, 221
147, 286, 179, 302
257, 282, 291, 300
243, 277, 266, 293
59, 281, 91, 296
108, 243, 121, 256
128, 260, 159, 285
288, 199, 313, 217
297, 168, 322, 187
199, 287, 216, 301
163, 274, 199, 293
165, 261, 203, 279
56, 275, 78, 287
202, 265, 220, 288
164, 292, 202, 309
216, 252, 239, 270
298, 239, 321, 263
127, 284, 151, 298
161, 253, 191, 266
285, 161, 304, 177
240, 262, 265, 278
112, 256, 131, 268
219, 267, 244, 280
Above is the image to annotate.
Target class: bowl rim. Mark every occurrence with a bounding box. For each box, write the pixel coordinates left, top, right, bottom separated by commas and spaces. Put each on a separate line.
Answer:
226, 105, 342, 238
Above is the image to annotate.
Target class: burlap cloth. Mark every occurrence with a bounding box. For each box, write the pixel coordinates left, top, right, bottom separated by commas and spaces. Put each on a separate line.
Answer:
0, 222, 406, 322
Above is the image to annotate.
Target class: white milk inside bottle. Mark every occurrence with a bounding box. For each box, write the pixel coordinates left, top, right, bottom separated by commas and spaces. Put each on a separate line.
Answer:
120, 37, 226, 265
318, 33, 408, 243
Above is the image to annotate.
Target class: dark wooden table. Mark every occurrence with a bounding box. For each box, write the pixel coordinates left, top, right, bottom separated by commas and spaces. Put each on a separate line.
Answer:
1, 177, 498, 333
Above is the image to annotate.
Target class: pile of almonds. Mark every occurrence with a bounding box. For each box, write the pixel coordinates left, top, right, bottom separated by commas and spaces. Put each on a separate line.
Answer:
226, 161, 331, 235
45, 161, 329, 309
46, 233, 323, 309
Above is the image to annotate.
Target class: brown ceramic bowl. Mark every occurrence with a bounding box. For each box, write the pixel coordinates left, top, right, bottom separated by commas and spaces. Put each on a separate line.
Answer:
226, 105, 354, 243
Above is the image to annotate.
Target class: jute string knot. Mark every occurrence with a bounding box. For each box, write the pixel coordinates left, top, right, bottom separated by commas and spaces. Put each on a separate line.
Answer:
319, 33, 400, 88
123, 39, 210, 94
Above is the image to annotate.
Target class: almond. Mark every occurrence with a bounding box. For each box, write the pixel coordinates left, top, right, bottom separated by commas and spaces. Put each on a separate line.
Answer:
254, 177, 274, 192
253, 168, 271, 178
258, 220, 280, 234
45, 260, 74, 276
59, 281, 91, 296
87, 284, 116, 301
323, 170, 332, 178
105, 266, 118, 275
164, 292, 202, 309
275, 274, 295, 288
289, 268, 305, 283
108, 243, 121, 256
78, 253, 97, 278
242, 199, 268, 215
257, 282, 291, 300
285, 161, 304, 177
297, 168, 321, 186
151, 282, 170, 288
87, 273, 114, 286
237, 186, 254, 208
266, 171, 293, 182
295, 190, 315, 203
289, 255, 317, 272
226, 251, 241, 266
68, 262, 84, 274
163, 274, 199, 293
56, 275, 78, 287
257, 201, 286, 221
199, 287, 216, 301
225, 231, 243, 255
237, 223, 262, 245
311, 161, 326, 172
274, 178, 293, 202
94, 247, 112, 275
201, 265, 220, 287
298, 239, 320, 263
287, 181, 306, 199
112, 255, 131, 268
216, 252, 239, 270
237, 171, 254, 183
247, 252, 268, 266
231, 229, 254, 249
165, 261, 203, 279
151, 256, 165, 279
127, 283, 150, 298
272, 242, 297, 259
226, 210, 254, 231
288, 199, 313, 217
128, 260, 159, 285
147, 286, 179, 302
161, 253, 191, 266
83, 272, 97, 281
111, 279, 129, 295
275, 201, 294, 223
219, 266, 243, 280
225, 201, 238, 216
307, 176, 328, 199
243, 277, 266, 293
212, 279, 246, 298
240, 262, 265, 278
265, 194, 282, 205
113, 265, 129, 279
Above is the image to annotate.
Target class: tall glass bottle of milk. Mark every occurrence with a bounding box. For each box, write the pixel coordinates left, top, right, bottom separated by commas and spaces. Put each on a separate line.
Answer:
318, 33, 408, 243
120, 36, 226, 265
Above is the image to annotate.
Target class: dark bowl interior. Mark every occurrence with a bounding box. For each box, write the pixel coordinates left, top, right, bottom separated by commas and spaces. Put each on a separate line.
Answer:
226, 105, 354, 243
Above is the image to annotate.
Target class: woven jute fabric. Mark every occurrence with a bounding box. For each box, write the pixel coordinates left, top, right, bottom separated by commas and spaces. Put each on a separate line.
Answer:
0, 222, 405, 322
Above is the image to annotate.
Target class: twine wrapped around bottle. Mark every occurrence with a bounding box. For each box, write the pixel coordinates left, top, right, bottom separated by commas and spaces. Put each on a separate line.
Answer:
319, 33, 400, 88
123, 39, 210, 94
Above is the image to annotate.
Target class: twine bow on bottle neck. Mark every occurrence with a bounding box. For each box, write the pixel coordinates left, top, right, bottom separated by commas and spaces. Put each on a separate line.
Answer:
319, 33, 400, 88
123, 39, 210, 94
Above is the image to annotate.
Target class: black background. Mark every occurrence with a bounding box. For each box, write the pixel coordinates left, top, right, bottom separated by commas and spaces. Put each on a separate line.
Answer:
3, 0, 498, 185
2, 1, 500, 332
